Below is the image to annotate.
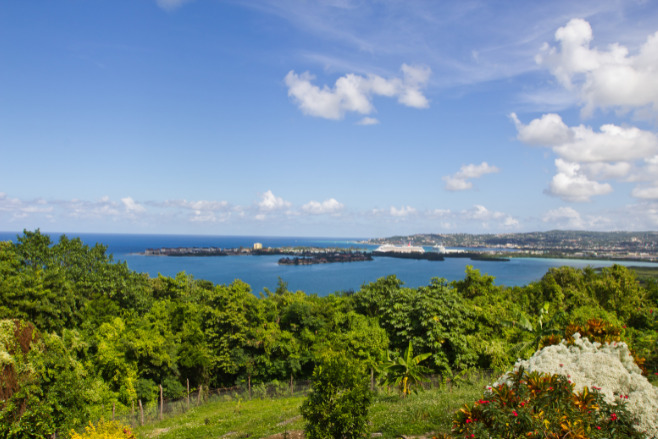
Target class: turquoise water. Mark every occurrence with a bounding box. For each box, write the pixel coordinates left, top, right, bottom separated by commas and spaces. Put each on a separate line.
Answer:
2, 231, 657, 296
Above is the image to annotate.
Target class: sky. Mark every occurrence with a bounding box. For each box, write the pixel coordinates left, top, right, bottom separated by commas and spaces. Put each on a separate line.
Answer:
1, 0, 658, 238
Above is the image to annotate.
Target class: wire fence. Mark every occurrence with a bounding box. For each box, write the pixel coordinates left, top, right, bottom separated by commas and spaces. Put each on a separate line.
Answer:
99, 369, 498, 429
103, 379, 314, 428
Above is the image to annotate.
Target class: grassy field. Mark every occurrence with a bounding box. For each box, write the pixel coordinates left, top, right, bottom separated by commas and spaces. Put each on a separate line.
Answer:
132, 380, 487, 439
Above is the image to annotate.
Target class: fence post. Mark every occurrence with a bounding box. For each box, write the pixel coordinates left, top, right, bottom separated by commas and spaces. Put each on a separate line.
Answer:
139, 400, 144, 426
187, 378, 190, 410
248, 374, 252, 399
290, 374, 293, 396
197, 384, 202, 405
160, 384, 164, 420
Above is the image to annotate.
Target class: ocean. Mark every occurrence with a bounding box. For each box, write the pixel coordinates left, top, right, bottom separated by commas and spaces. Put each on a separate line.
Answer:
2, 231, 657, 296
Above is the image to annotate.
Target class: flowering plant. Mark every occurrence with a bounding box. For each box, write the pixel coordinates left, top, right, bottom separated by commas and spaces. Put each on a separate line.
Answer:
492, 334, 658, 438
451, 368, 642, 439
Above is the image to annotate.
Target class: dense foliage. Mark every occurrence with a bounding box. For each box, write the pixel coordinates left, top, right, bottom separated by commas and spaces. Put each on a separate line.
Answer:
0, 230, 656, 437
300, 354, 372, 439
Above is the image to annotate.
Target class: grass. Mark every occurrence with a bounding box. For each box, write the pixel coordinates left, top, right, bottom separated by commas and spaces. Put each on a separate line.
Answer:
133, 395, 306, 439
132, 379, 487, 439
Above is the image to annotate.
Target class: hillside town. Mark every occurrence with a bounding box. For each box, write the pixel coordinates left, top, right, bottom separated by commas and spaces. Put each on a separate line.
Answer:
362, 231, 658, 262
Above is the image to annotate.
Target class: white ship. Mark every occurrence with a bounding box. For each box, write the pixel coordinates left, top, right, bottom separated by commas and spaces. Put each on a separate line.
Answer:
374, 243, 425, 253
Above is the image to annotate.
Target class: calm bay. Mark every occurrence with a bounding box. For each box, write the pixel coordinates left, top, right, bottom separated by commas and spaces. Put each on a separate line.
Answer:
2, 231, 657, 296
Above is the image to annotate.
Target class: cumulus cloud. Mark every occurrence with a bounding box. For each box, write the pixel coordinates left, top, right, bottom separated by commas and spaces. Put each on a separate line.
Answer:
631, 185, 658, 200
155, 0, 193, 11
284, 64, 430, 120
121, 197, 146, 213
547, 159, 613, 202
511, 113, 658, 162
258, 190, 291, 211
513, 113, 658, 200
537, 18, 658, 116
443, 162, 499, 191
510, 113, 573, 146
301, 198, 344, 215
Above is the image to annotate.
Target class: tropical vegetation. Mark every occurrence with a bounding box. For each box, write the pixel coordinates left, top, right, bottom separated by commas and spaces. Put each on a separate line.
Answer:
0, 230, 656, 438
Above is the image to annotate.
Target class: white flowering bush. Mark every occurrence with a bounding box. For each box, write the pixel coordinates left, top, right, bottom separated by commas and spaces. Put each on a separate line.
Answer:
494, 333, 658, 438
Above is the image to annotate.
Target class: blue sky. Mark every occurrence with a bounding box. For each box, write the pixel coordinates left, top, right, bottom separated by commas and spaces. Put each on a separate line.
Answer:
1, 0, 658, 237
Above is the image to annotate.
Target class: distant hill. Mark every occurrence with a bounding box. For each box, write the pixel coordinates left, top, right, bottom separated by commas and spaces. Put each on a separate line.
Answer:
361, 230, 658, 259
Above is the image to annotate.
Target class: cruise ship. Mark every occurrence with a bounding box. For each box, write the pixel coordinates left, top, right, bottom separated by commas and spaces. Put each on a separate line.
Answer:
374, 243, 425, 254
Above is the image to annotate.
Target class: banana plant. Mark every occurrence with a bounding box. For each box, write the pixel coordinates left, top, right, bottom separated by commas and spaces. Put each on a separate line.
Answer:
504, 302, 566, 357
382, 341, 432, 397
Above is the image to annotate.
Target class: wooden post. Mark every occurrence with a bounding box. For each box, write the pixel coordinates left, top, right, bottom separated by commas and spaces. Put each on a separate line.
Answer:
371, 367, 375, 391
139, 400, 144, 426
197, 384, 202, 405
248, 374, 252, 399
290, 374, 293, 396
159, 384, 164, 420
186, 379, 190, 410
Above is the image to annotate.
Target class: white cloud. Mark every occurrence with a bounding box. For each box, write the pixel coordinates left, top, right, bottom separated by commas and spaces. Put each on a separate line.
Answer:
537, 18, 658, 116
443, 162, 499, 191
461, 205, 519, 228
121, 197, 146, 213
513, 113, 658, 200
284, 64, 430, 120
390, 206, 416, 217
510, 112, 573, 146
511, 113, 658, 162
555, 124, 658, 163
155, 0, 193, 11
357, 117, 379, 125
258, 190, 291, 211
581, 162, 632, 180
301, 198, 344, 215
163, 199, 229, 211
543, 206, 584, 229
547, 159, 612, 202
631, 185, 658, 200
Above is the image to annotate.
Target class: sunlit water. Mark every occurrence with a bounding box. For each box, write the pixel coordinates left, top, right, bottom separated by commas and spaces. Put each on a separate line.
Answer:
2, 231, 657, 296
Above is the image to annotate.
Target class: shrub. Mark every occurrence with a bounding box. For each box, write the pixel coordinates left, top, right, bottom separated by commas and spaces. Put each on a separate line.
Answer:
494, 334, 658, 438
69, 419, 138, 439
301, 355, 372, 439
452, 368, 643, 439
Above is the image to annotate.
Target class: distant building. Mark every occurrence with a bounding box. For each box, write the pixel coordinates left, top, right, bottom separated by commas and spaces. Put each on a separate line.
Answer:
253, 242, 263, 250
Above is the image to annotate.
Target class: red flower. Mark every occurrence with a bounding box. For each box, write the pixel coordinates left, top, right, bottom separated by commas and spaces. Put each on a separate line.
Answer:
513, 411, 518, 417
596, 426, 601, 430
